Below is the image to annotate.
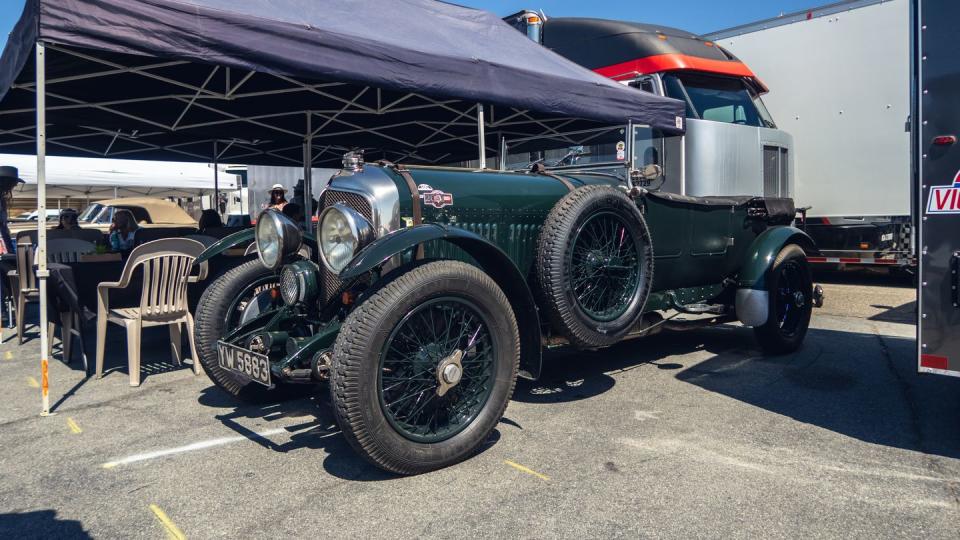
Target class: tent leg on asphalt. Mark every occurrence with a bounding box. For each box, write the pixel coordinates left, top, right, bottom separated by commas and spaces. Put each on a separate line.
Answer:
36, 40, 50, 416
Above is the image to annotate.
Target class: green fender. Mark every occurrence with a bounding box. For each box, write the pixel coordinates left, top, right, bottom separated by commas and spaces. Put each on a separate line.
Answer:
738, 226, 818, 290
196, 228, 316, 265
340, 224, 542, 380
196, 228, 255, 264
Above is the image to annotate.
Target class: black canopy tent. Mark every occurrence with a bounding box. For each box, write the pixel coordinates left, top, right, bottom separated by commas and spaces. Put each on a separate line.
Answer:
0, 0, 686, 165
0, 0, 686, 413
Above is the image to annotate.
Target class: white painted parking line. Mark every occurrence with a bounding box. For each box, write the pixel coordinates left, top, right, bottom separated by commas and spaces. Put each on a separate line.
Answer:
102, 427, 293, 469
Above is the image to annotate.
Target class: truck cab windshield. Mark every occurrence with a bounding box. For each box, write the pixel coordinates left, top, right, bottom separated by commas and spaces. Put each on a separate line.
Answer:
663, 72, 776, 128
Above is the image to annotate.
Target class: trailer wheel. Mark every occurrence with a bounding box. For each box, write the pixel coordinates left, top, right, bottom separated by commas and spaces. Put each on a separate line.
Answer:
330, 260, 519, 475
754, 244, 813, 354
195, 260, 306, 403
536, 185, 654, 348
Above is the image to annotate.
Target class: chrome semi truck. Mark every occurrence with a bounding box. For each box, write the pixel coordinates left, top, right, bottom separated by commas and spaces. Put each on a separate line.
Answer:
506, 11, 795, 201
704, 0, 914, 268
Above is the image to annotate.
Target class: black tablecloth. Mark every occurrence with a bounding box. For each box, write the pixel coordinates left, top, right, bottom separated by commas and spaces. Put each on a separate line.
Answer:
47, 261, 130, 323
45, 255, 246, 324
40, 243, 261, 331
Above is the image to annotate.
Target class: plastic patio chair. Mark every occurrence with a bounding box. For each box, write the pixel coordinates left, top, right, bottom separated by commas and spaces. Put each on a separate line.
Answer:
10, 238, 39, 345
46, 238, 95, 263
94, 238, 208, 386
45, 238, 96, 371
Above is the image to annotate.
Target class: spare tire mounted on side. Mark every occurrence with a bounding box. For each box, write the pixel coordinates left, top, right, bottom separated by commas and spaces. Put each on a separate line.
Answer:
536, 185, 654, 349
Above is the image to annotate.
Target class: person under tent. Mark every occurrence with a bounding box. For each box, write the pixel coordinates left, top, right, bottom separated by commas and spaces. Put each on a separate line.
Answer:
54, 208, 80, 231
198, 209, 223, 232
267, 184, 288, 211
108, 209, 138, 251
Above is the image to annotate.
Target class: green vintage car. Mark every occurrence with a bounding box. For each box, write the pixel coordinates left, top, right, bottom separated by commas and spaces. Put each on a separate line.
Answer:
193, 147, 822, 474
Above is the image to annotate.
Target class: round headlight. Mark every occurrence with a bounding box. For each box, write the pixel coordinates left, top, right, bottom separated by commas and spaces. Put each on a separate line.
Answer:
318, 203, 374, 273
256, 210, 302, 271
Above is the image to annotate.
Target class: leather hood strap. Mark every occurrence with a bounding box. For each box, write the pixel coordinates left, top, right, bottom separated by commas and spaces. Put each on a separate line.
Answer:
378, 160, 422, 225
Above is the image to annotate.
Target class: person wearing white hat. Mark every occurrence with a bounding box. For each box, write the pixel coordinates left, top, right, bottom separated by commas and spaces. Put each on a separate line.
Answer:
267, 183, 288, 211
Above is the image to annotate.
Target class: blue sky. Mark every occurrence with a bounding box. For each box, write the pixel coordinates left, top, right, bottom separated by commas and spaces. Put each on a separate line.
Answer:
1, 0, 818, 50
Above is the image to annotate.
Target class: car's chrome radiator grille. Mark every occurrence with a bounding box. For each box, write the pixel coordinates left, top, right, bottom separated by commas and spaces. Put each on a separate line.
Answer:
318, 189, 374, 305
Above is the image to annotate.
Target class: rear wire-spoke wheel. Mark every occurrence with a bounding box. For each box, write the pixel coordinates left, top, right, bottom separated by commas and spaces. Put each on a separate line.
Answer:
331, 261, 519, 474
754, 244, 813, 354
537, 185, 654, 349
570, 212, 641, 322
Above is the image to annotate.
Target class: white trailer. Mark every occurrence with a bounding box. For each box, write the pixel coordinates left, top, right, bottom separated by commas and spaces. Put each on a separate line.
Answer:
705, 0, 913, 266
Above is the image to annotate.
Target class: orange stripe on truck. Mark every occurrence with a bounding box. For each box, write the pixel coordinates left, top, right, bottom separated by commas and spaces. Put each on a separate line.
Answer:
594, 53, 758, 81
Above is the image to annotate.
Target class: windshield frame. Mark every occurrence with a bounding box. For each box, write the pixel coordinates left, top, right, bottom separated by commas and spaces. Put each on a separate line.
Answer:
499, 125, 633, 175
78, 203, 104, 223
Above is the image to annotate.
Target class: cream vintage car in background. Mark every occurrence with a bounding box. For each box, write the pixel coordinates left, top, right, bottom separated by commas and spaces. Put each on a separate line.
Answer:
9, 196, 198, 235
73, 197, 197, 231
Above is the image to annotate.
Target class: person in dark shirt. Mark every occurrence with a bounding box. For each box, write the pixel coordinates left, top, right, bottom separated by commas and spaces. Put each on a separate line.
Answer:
55, 208, 80, 231
198, 209, 223, 231
0, 166, 24, 255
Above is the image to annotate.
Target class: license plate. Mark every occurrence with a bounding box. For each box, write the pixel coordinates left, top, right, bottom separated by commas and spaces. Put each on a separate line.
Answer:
217, 341, 271, 386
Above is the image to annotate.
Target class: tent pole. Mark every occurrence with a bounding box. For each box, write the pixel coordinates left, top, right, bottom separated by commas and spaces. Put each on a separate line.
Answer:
498, 135, 507, 171
213, 141, 220, 215
303, 113, 312, 231
36, 41, 50, 417
477, 104, 486, 169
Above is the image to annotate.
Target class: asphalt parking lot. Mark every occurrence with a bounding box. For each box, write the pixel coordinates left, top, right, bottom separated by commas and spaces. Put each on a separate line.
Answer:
1, 271, 958, 539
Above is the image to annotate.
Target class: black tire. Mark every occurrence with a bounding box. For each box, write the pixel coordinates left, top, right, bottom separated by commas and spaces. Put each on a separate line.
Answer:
754, 244, 814, 354
536, 185, 654, 349
330, 260, 520, 475
194, 259, 305, 403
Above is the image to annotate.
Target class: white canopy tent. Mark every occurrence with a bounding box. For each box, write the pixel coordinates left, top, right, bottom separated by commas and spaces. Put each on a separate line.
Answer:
1, 154, 237, 201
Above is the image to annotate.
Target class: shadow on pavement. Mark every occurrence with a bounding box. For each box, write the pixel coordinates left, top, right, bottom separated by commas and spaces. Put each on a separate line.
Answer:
813, 266, 914, 288
676, 326, 960, 460
513, 331, 718, 404
519, 323, 960, 460
0, 510, 90, 539
195, 320, 958, 478
867, 300, 916, 324
91, 324, 199, 385
197, 386, 504, 481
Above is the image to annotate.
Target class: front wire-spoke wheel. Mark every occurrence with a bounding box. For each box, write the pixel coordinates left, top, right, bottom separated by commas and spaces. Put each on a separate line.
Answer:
195, 259, 305, 403
331, 261, 520, 474
380, 297, 496, 443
